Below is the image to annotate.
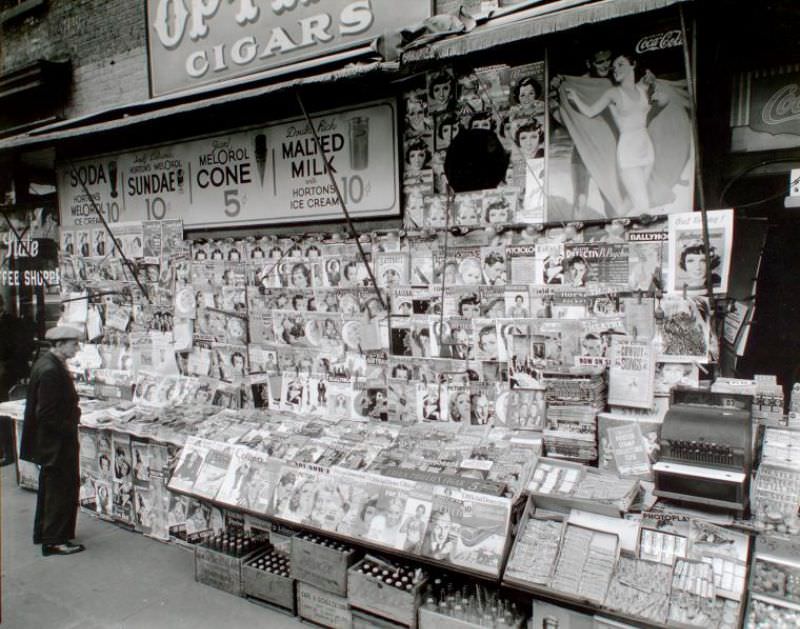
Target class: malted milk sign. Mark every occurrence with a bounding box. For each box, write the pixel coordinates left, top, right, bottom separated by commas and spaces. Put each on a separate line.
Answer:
146, 0, 431, 96
57, 100, 398, 229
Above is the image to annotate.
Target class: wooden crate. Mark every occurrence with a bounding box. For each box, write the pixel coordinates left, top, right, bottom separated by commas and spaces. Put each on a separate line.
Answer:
290, 534, 358, 596
194, 544, 261, 596
242, 550, 295, 612
348, 559, 427, 628
352, 609, 410, 629
296, 582, 352, 629
419, 607, 525, 629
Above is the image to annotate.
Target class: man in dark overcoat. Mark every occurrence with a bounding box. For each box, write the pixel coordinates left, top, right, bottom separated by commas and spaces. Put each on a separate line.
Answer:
20, 325, 85, 556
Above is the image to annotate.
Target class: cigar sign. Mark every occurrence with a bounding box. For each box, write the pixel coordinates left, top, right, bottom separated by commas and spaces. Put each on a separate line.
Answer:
56, 99, 398, 229
146, 0, 431, 96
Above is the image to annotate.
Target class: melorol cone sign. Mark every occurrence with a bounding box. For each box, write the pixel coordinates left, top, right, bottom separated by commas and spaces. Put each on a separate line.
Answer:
146, 0, 431, 96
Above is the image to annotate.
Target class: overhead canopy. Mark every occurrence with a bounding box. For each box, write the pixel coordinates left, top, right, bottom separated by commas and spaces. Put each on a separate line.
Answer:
403, 0, 692, 62
0, 58, 398, 155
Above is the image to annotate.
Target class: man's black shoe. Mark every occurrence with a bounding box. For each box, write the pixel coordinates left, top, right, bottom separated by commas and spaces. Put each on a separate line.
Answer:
42, 542, 85, 556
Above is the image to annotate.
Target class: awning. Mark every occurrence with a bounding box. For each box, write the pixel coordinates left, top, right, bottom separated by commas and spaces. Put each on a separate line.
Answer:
0, 58, 398, 155
403, 0, 692, 62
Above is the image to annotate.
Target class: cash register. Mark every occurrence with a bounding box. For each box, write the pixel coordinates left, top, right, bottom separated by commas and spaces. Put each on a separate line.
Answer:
653, 388, 753, 515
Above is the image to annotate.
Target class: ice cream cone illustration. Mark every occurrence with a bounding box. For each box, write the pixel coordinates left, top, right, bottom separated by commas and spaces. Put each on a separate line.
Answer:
254, 133, 267, 186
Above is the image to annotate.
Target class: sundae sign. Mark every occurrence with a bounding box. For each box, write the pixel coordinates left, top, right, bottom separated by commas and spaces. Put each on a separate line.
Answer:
146, 0, 431, 96
57, 100, 398, 229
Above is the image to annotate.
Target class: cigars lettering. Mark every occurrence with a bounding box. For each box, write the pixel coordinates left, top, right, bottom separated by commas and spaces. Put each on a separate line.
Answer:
146, 0, 431, 95
56, 101, 398, 229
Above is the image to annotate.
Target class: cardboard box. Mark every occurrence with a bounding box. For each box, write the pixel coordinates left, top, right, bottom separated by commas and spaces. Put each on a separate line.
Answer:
297, 582, 352, 629
291, 534, 358, 596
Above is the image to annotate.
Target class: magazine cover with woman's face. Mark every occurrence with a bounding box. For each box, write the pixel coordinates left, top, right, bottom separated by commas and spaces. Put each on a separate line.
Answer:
548, 18, 694, 222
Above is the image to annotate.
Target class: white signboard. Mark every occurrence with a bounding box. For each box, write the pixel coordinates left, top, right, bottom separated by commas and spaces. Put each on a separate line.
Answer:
57, 100, 398, 229
146, 0, 431, 96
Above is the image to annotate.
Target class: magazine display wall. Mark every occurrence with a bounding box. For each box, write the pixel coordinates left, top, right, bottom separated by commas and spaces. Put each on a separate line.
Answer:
36, 12, 783, 626
53, 201, 734, 590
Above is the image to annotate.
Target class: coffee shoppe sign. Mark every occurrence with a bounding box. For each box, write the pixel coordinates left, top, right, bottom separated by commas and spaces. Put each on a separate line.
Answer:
146, 0, 431, 96
56, 100, 398, 229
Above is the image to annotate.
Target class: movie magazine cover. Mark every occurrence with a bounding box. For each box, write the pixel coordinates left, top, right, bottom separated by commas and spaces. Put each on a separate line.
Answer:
358, 476, 420, 550
496, 387, 546, 430
374, 251, 410, 288
422, 487, 510, 574
168, 437, 209, 494
131, 439, 151, 487
184, 441, 229, 501
440, 317, 475, 360
667, 209, 733, 296
95, 479, 113, 519
303, 312, 343, 350
390, 287, 414, 316
417, 383, 447, 422
505, 244, 537, 285
627, 227, 668, 291
386, 378, 418, 424
351, 381, 388, 422
654, 361, 699, 396
271, 466, 322, 525
112, 477, 135, 524
216, 447, 281, 514
478, 285, 504, 319
451, 192, 483, 227
563, 242, 630, 287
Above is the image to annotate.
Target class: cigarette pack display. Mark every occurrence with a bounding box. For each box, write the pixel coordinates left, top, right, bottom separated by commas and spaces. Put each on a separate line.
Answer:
638, 527, 688, 565
348, 557, 428, 628
504, 502, 564, 588
550, 524, 619, 605
687, 519, 749, 601
290, 532, 359, 596
603, 556, 672, 625
526, 457, 638, 517
242, 547, 295, 612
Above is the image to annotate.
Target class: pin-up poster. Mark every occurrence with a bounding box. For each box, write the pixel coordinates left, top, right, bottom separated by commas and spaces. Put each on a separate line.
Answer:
548, 21, 694, 221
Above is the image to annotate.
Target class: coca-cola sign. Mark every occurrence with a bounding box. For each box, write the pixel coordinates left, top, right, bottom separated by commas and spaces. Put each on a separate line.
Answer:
635, 29, 683, 54
761, 84, 800, 126
749, 71, 800, 137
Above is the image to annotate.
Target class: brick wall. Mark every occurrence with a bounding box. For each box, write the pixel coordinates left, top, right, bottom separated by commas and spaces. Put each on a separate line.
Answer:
1, 0, 149, 120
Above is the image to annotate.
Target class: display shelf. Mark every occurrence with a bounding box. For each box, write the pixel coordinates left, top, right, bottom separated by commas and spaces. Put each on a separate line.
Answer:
502, 498, 746, 629
168, 480, 523, 585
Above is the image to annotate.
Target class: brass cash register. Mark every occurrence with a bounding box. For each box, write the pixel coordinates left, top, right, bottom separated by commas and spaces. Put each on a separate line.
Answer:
653, 389, 753, 514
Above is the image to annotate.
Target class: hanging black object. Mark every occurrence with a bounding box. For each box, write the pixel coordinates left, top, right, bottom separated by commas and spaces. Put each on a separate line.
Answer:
444, 129, 510, 193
